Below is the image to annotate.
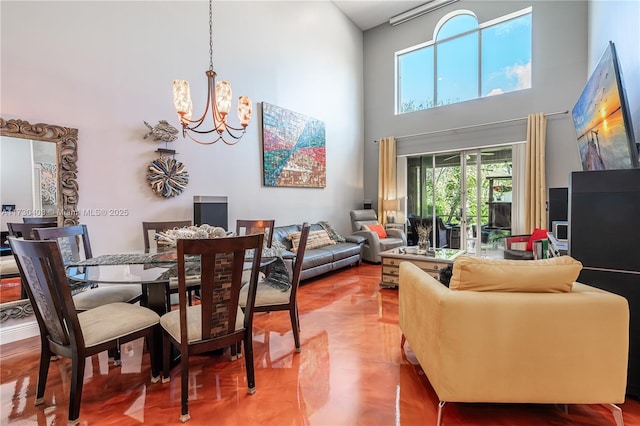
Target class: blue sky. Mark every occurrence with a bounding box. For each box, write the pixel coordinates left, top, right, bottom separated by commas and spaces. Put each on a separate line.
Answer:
399, 11, 531, 112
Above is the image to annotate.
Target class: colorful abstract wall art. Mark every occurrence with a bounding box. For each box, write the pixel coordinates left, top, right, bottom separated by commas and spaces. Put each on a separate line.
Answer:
262, 102, 326, 188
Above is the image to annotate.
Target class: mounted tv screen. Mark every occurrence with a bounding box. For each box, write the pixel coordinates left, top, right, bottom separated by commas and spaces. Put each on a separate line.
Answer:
571, 41, 639, 171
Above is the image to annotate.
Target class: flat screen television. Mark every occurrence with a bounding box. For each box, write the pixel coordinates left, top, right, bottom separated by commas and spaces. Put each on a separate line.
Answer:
571, 41, 639, 171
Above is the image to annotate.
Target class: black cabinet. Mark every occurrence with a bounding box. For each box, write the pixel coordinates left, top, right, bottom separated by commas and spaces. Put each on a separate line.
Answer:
193, 196, 228, 229
569, 169, 640, 398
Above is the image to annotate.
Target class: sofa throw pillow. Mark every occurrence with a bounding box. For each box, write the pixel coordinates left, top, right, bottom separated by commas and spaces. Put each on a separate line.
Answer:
449, 255, 582, 293
318, 221, 346, 243
271, 238, 289, 252
526, 228, 549, 251
287, 229, 335, 253
364, 224, 387, 239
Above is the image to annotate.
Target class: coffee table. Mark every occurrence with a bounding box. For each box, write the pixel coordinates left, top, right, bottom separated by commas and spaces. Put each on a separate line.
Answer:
379, 247, 465, 288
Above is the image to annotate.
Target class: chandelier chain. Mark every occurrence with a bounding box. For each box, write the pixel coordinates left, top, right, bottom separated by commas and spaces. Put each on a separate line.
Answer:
208, 0, 213, 71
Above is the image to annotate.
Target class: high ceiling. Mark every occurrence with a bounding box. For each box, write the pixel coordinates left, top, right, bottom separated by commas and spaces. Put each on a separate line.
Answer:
331, 1, 428, 31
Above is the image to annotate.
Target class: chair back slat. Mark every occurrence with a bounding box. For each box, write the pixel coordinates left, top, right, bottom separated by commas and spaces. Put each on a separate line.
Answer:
7, 222, 58, 240
9, 238, 81, 348
289, 223, 310, 303
176, 234, 263, 344
23, 216, 59, 224
33, 225, 92, 264
236, 220, 275, 249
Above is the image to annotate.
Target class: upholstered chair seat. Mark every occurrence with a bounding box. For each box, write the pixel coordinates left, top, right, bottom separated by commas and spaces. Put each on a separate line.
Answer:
73, 285, 143, 311
240, 280, 291, 306
78, 302, 160, 347
160, 305, 245, 344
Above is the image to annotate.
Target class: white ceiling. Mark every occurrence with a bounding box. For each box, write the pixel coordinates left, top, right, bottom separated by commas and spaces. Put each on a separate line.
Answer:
331, 1, 428, 31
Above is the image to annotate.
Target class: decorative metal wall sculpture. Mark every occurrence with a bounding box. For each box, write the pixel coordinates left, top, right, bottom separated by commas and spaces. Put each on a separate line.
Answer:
143, 120, 178, 143
147, 157, 189, 198
262, 102, 326, 188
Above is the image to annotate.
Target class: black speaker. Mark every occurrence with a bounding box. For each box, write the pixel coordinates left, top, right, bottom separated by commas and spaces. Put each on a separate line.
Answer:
547, 187, 568, 226
363, 199, 372, 209
193, 196, 228, 229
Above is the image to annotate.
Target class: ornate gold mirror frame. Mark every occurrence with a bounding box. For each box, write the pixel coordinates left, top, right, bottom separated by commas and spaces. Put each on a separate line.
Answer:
0, 117, 79, 322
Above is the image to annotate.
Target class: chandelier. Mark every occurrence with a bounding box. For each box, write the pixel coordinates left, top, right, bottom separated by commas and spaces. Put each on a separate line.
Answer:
172, 0, 251, 145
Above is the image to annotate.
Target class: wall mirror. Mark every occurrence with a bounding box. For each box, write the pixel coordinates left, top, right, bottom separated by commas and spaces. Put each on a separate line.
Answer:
0, 117, 79, 322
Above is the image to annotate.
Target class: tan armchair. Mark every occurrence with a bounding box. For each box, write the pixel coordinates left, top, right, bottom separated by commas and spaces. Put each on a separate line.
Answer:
399, 258, 629, 426
350, 209, 406, 263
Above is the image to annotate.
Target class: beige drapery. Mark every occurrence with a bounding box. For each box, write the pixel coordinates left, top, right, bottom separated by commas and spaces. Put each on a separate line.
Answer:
378, 137, 396, 225
524, 113, 547, 232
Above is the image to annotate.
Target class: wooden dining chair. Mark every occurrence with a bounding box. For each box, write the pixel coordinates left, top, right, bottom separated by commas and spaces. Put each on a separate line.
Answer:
142, 220, 192, 252
33, 225, 142, 311
235, 219, 275, 249
9, 237, 161, 426
160, 233, 264, 423
142, 220, 197, 312
239, 223, 310, 352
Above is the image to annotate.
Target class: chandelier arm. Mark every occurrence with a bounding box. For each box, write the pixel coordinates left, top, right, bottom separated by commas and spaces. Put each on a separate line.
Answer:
184, 130, 240, 146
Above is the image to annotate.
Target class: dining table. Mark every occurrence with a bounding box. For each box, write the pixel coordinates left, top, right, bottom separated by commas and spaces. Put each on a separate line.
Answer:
65, 249, 278, 316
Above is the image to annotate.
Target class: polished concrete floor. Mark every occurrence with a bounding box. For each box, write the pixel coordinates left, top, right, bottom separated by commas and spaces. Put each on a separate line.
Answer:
1, 263, 639, 425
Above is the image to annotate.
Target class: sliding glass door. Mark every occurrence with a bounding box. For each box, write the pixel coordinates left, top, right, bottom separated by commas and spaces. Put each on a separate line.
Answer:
406, 145, 513, 255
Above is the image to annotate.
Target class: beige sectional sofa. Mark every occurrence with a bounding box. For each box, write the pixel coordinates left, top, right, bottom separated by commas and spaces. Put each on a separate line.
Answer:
399, 256, 630, 426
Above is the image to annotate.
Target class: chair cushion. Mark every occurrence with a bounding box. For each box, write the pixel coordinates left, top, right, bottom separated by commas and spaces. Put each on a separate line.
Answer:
238, 280, 291, 307
160, 305, 244, 344
287, 229, 335, 252
78, 302, 159, 347
302, 249, 334, 269
379, 237, 404, 251
449, 255, 582, 293
364, 224, 387, 239
316, 242, 361, 261
73, 284, 142, 311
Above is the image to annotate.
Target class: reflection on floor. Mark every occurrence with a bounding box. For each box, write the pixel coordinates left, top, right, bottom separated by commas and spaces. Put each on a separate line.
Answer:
0, 276, 21, 304
1, 263, 639, 425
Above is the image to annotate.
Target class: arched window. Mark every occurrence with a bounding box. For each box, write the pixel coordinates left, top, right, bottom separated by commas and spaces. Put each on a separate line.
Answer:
396, 7, 531, 114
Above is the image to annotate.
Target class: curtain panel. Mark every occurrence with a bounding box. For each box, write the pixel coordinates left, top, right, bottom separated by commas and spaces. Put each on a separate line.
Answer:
525, 113, 547, 232
378, 137, 397, 224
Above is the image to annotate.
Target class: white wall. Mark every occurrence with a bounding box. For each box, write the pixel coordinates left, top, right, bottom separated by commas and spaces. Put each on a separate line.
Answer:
362, 0, 589, 207
588, 0, 640, 151
0, 1, 364, 255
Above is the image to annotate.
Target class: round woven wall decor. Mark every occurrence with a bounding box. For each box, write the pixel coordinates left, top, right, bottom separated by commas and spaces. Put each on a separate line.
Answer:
147, 157, 189, 198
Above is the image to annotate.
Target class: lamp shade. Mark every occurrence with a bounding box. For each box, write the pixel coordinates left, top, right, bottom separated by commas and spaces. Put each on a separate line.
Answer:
172, 80, 193, 122
382, 199, 399, 211
215, 80, 232, 115
237, 96, 252, 127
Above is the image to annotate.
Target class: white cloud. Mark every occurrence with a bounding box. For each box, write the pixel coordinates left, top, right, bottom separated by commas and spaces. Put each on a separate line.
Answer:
487, 88, 504, 96
506, 61, 531, 90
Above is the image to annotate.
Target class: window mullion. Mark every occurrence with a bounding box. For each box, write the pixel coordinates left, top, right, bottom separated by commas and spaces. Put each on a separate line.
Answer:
477, 27, 482, 99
